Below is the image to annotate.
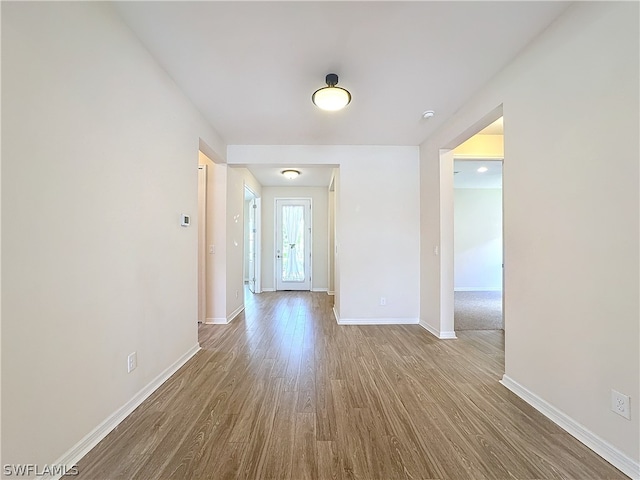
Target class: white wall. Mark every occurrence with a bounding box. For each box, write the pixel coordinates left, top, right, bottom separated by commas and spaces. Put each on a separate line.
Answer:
420, 1, 639, 471
332, 169, 341, 315
199, 153, 227, 323
261, 187, 329, 292
337, 152, 420, 322
328, 178, 336, 295
454, 188, 502, 291
225, 167, 246, 318
244, 198, 251, 282
2, 1, 226, 468
228, 145, 421, 323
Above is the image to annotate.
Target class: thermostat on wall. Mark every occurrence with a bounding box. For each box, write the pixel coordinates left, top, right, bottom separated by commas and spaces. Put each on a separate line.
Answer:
180, 214, 191, 227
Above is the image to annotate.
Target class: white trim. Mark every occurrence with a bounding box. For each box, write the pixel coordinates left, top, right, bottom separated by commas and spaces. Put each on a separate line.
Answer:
332, 307, 418, 326
454, 287, 502, 292
227, 304, 245, 323
205, 317, 227, 325
261, 287, 275, 292
419, 320, 458, 339
338, 317, 419, 326
43, 344, 201, 480
327, 291, 335, 296
197, 164, 207, 324
311, 287, 328, 293
501, 375, 640, 480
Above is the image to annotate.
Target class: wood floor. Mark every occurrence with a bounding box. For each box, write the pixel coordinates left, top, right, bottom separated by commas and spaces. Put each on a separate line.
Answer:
72, 291, 627, 480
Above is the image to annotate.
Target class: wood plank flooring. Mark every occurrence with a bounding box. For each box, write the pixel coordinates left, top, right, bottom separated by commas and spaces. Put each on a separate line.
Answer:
71, 291, 627, 479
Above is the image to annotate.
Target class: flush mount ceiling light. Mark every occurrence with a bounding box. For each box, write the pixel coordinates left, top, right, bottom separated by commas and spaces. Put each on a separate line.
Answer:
282, 169, 300, 180
312, 73, 351, 111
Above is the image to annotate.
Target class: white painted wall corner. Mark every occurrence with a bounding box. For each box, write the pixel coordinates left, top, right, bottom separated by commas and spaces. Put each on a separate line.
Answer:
418, 320, 457, 339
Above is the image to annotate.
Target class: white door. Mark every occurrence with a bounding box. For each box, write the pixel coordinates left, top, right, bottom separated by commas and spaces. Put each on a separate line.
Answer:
275, 198, 312, 291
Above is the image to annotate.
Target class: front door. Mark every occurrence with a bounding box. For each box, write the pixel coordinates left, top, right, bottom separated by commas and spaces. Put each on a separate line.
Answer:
275, 198, 311, 291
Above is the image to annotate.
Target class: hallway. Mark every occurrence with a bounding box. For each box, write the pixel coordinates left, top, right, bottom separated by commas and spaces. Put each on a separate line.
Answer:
73, 292, 625, 479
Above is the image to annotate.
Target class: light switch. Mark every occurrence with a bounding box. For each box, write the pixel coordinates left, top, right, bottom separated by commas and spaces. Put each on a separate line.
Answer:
209, 245, 215, 254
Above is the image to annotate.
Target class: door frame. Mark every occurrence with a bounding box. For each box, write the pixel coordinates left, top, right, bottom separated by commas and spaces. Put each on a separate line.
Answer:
438, 106, 504, 340
197, 164, 207, 323
274, 197, 312, 291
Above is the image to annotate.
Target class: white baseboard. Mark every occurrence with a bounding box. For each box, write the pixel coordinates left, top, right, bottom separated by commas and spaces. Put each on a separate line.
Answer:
261, 287, 275, 292
501, 375, 640, 480
205, 317, 227, 325
332, 306, 339, 324
418, 320, 457, 339
327, 291, 335, 296
338, 318, 419, 325
44, 344, 201, 480
454, 287, 502, 292
311, 287, 328, 293
333, 308, 419, 325
227, 304, 245, 323
205, 305, 245, 325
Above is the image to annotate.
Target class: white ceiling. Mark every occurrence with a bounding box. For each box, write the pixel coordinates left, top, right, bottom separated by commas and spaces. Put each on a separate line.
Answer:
454, 160, 502, 189
114, 1, 569, 146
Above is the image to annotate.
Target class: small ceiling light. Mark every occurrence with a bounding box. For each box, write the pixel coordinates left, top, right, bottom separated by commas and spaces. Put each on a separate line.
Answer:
477, 166, 488, 173
312, 73, 351, 111
282, 169, 300, 180
422, 110, 435, 119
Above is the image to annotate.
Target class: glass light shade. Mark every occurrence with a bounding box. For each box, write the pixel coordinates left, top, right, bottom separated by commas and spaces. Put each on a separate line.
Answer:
282, 169, 300, 179
312, 86, 351, 111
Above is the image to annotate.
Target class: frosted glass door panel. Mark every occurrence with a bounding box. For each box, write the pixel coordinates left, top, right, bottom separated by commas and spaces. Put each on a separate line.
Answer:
281, 205, 305, 282
275, 199, 311, 291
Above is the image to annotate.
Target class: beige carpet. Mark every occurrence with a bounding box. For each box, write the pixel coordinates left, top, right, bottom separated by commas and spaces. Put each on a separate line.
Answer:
454, 290, 503, 330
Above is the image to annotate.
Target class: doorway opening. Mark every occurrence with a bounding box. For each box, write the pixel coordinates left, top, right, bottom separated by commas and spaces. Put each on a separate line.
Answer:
275, 198, 312, 291
438, 113, 504, 342
453, 157, 503, 331
197, 163, 207, 323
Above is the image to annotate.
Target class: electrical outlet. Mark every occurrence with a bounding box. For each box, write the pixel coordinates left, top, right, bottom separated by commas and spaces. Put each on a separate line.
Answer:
611, 390, 630, 419
127, 352, 137, 373
380, 297, 386, 306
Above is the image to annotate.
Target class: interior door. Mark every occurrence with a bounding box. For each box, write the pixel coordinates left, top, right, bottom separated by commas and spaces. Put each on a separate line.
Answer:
275, 198, 311, 291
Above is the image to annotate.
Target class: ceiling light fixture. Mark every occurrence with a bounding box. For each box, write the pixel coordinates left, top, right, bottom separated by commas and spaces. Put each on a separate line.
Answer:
312, 73, 351, 111
282, 169, 300, 180
477, 166, 488, 173
422, 110, 435, 119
